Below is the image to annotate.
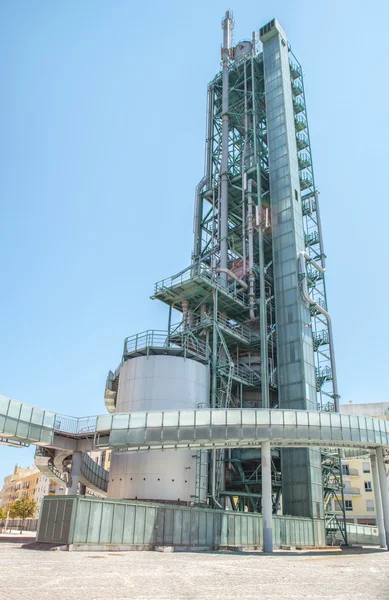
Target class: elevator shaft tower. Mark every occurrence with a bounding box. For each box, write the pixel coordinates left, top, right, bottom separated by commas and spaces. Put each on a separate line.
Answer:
153, 14, 343, 524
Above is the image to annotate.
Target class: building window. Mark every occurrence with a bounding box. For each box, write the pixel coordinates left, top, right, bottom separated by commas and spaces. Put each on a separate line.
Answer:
342, 465, 350, 476
366, 500, 374, 512
363, 462, 370, 473
345, 500, 353, 511
364, 481, 372, 492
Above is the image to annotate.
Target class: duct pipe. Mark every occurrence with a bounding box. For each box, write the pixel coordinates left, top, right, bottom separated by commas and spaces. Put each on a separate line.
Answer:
193, 176, 207, 261
241, 60, 248, 278
247, 179, 256, 318
219, 10, 233, 288
298, 252, 339, 411
216, 268, 248, 291
371, 451, 387, 548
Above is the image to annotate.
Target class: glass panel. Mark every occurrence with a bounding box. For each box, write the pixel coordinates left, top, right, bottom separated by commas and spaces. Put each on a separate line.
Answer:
212, 410, 226, 425
227, 411, 241, 425
340, 414, 350, 430
241, 410, 255, 425
179, 411, 195, 426
196, 410, 211, 426
96, 415, 112, 431
330, 413, 341, 428
350, 416, 359, 430
284, 411, 296, 425
296, 411, 308, 425
358, 417, 367, 433
0, 396, 10, 415
43, 411, 55, 428
4, 417, 17, 435
7, 400, 21, 419
271, 411, 283, 425
308, 412, 320, 426
31, 407, 44, 426
366, 418, 374, 431
147, 412, 162, 427
320, 413, 330, 426
129, 413, 146, 429
16, 422, 29, 438
163, 412, 179, 427
19, 404, 32, 422
257, 410, 270, 425
112, 414, 130, 430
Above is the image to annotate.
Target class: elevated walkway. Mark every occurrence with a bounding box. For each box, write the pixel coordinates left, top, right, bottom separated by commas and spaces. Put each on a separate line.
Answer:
1, 395, 389, 458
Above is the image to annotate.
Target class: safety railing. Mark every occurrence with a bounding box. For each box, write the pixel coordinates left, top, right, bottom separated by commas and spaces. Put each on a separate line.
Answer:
54, 415, 97, 435
154, 262, 248, 306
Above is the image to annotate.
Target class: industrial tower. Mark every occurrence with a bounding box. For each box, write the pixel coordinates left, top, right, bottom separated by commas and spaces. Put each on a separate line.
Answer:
104, 13, 345, 539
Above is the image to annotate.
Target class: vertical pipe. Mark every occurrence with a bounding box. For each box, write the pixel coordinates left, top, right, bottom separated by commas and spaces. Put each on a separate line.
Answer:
376, 447, 389, 549
314, 191, 326, 269
66, 452, 82, 495
219, 11, 232, 288
371, 451, 387, 549
212, 289, 218, 408
251, 54, 269, 408
247, 179, 255, 319
241, 60, 248, 277
262, 441, 273, 552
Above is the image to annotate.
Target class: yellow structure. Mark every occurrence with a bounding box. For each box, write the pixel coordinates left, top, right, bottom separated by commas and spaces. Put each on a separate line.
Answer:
1, 465, 59, 515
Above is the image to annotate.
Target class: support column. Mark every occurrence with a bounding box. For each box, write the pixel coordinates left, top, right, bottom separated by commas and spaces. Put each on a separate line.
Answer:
262, 441, 273, 552
66, 451, 82, 495
376, 446, 389, 549
371, 451, 387, 549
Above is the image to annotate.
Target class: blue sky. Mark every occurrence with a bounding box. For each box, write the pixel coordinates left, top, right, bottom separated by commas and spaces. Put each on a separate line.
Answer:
0, 0, 388, 482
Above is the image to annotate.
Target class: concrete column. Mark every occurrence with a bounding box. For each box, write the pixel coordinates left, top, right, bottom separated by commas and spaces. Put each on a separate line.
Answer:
376, 446, 389, 549
371, 451, 387, 549
66, 452, 82, 495
262, 441, 273, 552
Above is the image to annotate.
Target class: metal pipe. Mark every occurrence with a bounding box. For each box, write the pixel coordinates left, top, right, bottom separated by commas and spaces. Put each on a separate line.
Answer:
247, 179, 255, 318
371, 451, 387, 548
314, 191, 326, 269
262, 441, 273, 552
193, 176, 207, 261
298, 252, 339, 411
376, 447, 389, 549
212, 450, 223, 509
219, 10, 233, 288
216, 268, 248, 291
182, 301, 190, 330
241, 60, 248, 278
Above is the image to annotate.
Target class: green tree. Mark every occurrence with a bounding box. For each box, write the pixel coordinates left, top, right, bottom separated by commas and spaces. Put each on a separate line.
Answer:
8, 496, 38, 533
0, 508, 6, 521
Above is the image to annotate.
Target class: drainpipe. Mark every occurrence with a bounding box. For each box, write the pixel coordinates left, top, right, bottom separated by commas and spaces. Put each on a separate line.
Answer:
247, 179, 255, 318
219, 10, 233, 289
216, 268, 248, 291
212, 450, 223, 509
298, 252, 339, 411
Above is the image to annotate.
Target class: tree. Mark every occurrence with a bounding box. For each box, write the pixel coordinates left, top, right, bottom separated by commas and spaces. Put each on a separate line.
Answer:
8, 496, 38, 533
0, 508, 6, 522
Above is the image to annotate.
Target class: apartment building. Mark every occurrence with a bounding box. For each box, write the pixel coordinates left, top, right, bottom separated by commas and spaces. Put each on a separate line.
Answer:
1, 465, 63, 516
338, 402, 389, 525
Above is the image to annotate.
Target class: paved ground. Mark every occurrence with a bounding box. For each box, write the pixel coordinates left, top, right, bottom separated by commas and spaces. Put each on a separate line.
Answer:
0, 539, 388, 600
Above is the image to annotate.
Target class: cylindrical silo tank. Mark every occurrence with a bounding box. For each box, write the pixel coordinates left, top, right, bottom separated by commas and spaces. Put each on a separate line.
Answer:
107, 354, 210, 504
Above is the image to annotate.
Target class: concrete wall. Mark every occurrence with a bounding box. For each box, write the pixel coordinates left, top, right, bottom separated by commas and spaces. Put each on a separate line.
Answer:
109, 355, 209, 503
